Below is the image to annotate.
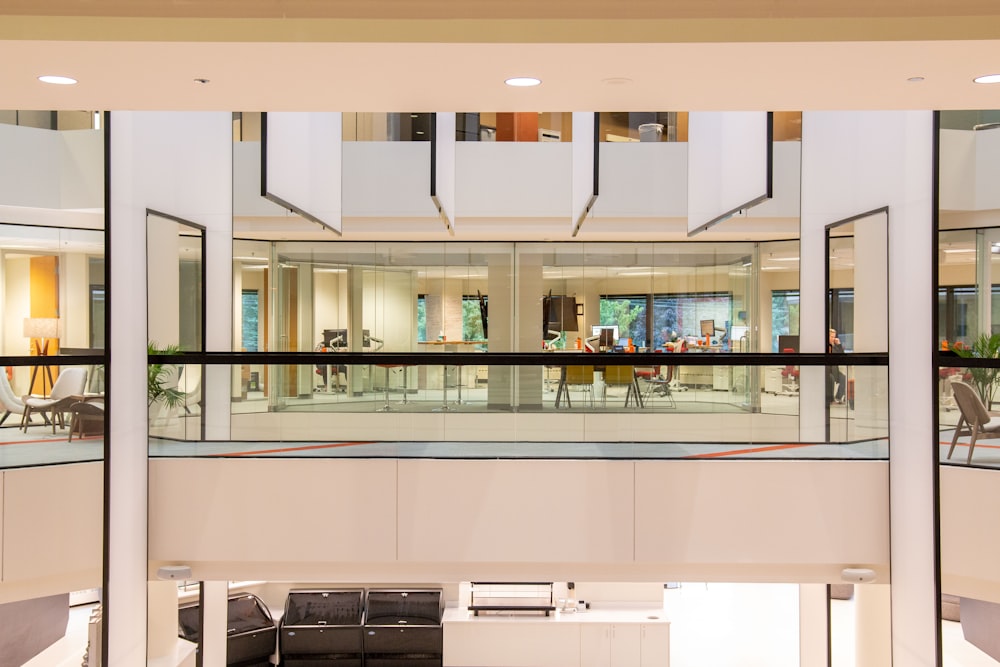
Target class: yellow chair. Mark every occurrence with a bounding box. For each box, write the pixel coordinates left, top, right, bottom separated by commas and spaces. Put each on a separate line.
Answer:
602, 365, 643, 408
555, 365, 595, 408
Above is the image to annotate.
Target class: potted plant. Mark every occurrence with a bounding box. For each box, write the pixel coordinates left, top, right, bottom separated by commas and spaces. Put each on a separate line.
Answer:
148, 341, 186, 410
953, 332, 1000, 408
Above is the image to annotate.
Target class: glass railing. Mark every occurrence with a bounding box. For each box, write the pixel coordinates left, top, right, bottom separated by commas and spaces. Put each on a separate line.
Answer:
0, 357, 105, 469
938, 357, 1000, 469
147, 352, 889, 459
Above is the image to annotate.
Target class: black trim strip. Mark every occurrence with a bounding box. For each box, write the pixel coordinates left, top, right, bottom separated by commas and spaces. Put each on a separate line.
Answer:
101, 108, 111, 667
931, 109, 944, 667
149, 350, 889, 367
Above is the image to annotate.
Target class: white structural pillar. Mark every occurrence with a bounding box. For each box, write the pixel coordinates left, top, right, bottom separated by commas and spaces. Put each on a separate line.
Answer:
108, 111, 232, 664
798, 584, 829, 667
147, 581, 179, 660
802, 111, 936, 666
856, 584, 893, 666
201, 581, 230, 666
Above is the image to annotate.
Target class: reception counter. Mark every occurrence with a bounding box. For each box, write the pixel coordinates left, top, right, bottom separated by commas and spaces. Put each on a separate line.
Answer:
442, 606, 670, 667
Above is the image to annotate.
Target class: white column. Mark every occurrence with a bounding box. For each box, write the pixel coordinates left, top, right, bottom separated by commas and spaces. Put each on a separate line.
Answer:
856, 584, 892, 667
802, 110, 936, 666
108, 111, 231, 664
798, 584, 829, 667
147, 581, 179, 660
201, 581, 229, 667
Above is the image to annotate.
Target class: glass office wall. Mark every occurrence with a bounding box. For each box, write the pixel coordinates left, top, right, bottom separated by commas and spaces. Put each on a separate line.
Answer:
0, 111, 105, 467
457, 112, 573, 142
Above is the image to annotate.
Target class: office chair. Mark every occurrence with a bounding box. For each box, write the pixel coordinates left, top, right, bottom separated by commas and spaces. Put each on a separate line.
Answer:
21, 367, 88, 433
0, 371, 28, 427
602, 365, 643, 408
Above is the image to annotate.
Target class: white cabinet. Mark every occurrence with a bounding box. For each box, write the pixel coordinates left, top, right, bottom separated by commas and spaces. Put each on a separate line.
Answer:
445, 621, 581, 667
640, 623, 670, 667
580, 623, 611, 667
580, 623, 664, 667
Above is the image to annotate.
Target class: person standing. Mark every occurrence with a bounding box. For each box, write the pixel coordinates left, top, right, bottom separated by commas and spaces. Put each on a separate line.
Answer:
827, 328, 846, 403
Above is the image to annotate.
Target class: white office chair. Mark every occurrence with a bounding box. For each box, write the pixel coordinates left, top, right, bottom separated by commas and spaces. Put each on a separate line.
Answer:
0, 371, 27, 427
21, 367, 88, 433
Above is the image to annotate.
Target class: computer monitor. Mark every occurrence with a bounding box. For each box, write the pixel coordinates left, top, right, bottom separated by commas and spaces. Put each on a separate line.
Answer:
322, 329, 348, 348
591, 325, 619, 348
700, 319, 716, 337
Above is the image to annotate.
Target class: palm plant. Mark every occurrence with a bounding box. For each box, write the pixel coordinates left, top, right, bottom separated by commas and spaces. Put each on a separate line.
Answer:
148, 341, 186, 409
953, 332, 1000, 408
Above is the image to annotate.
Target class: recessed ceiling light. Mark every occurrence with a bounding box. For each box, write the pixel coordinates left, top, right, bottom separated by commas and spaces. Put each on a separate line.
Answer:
602, 77, 633, 86
505, 77, 541, 87
194, 78, 210, 84
974, 74, 1000, 84
907, 76, 925, 83
38, 75, 77, 85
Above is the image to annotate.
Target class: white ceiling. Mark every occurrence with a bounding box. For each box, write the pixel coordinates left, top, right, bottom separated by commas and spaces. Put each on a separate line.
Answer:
1, 7, 1000, 112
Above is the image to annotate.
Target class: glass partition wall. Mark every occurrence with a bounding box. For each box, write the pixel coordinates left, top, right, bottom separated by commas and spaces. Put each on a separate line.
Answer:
226, 239, 806, 419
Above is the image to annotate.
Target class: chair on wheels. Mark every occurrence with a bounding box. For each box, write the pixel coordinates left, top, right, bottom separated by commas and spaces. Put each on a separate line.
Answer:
21, 367, 88, 433
780, 349, 800, 394
948, 380, 1000, 464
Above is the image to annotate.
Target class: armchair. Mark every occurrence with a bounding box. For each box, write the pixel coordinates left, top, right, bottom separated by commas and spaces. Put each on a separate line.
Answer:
948, 380, 1000, 464
21, 367, 88, 433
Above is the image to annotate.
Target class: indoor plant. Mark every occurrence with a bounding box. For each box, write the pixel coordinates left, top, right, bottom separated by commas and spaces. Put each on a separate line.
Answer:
147, 341, 185, 410
953, 332, 1000, 409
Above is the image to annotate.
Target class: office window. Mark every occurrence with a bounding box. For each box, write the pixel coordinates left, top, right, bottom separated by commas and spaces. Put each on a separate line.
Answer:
90, 285, 105, 349
828, 288, 855, 351
771, 290, 800, 353
417, 295, 426, 342
651, 292, 733, 349
462, 296, 486, 341
600, 295, 647, 347
241, 290, 259, 352
938, 285, 981, 347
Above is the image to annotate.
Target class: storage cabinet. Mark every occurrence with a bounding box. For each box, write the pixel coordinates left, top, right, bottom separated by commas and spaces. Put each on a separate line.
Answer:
579, 622, 665, 667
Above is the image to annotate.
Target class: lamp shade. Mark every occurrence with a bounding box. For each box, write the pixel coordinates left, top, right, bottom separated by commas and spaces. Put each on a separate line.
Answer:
23, 317, 61, 339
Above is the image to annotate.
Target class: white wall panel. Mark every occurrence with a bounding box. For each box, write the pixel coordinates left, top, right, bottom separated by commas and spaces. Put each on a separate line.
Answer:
2, 463, 102, 582
688, 112, 770, 234
590, 143, 687, 218
635, 461, 889, 570
456, 143, 572, 218
342, 143, 438, 217
975, 127, 1000, 211
434, 112, 456, 232
748, 142, 800, 219
397, 460, 634, 563
941, 466, 1000, 602
58, 129, 104, 209
571, 112, 597, 233
264, 112, 342, 233
0, 124, 64, 208
148, 459, 398, 564
939, 130, 977, 211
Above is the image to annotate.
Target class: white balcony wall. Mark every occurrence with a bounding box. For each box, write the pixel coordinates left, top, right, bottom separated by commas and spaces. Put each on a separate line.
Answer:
0, 124, 102, 211
456, 143, 572, 218
590, 143, 687, 218
342, 142, 438, 217
148, 458, 889, 584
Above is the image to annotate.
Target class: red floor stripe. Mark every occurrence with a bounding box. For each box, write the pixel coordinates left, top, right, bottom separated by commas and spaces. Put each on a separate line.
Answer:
0, 436, 74, 446
684, 443, 817, 458
212, 441, 375, 456
939, 441, 1000, 450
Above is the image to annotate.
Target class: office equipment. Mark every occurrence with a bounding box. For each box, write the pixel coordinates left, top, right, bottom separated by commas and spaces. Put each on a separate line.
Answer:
323, 329, 348, 348
778, 334, 800, 353
280, 589, 364, 667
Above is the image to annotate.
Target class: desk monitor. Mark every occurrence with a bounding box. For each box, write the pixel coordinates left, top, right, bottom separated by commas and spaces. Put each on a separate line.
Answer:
778, 334, 800, 353
323, 328, 348, 348
700, 319, 716, 337
591, 325, 619, 348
